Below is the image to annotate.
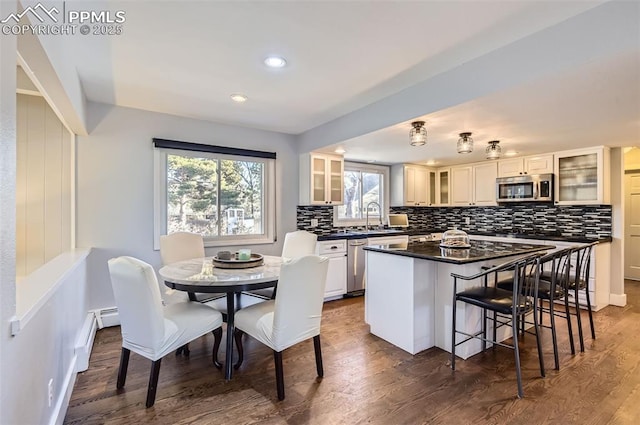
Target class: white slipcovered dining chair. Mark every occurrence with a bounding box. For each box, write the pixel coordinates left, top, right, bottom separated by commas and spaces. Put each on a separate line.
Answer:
233, 255, 329, 400
159, 231, 205, 266
160, 231, 227, 356
108, 256, 223, 408
160, 232, 225, 303
281, 230, 318, 259
247, 230, 318, 299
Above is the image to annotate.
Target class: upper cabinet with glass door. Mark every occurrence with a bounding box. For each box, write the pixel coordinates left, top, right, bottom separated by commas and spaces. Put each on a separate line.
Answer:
554, 147, 610, 205
299, 153, 344, 205
437, 168, 450, 206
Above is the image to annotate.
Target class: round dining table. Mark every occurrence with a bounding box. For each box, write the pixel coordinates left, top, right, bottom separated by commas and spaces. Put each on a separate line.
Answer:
159, 255, 284, 380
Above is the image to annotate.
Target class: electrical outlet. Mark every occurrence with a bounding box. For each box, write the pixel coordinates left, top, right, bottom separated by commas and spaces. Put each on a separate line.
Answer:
465, 217, 470, 225
48, 379, 53, 407
310, 218, 319, 227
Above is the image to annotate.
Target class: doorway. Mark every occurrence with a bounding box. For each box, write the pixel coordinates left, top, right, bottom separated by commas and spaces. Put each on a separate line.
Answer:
624, 147, 640, 281
625, 171, 640, 280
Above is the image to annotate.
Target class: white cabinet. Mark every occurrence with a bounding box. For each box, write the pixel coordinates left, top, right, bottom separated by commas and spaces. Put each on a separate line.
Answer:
554, 147, 610, 205
473, 163, 498, 205
390, 164, 434, 206
450, 166, 472, 206
367, 234, 409, 245
525, 155, 554, 175
546, 240, 610, 312
299, 153, 344, 205
451, 162, 497, 206
498, 154, 554, 177
317, 239, 347, 300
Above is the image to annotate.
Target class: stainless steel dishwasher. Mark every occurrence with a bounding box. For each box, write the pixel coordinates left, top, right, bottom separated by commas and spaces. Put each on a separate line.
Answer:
346, 238, 367, 296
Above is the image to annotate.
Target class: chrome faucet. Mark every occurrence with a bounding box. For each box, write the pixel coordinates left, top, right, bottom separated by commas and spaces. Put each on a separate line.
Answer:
365, 201, 383, 230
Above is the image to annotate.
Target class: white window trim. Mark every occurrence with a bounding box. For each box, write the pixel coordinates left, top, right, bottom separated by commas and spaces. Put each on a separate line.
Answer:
153, 148, 276, 250
333, 161, 390, 228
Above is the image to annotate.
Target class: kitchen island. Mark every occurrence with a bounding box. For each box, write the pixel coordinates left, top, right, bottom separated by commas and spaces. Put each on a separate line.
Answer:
364, 240, 550, 358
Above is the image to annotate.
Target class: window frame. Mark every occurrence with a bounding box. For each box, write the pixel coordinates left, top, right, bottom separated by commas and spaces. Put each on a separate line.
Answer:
333, 161, 390, 228
153, 147, 276, 249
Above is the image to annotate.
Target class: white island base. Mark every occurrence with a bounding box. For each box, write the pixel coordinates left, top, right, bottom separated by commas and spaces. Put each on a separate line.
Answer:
365, 250, 529, 359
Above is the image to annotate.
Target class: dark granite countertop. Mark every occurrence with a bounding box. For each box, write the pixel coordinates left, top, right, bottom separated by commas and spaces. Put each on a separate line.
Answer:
363, 240, 552, 265
317, 229, 410, 241
471, 231, 612, 244
316, 229, 611, 244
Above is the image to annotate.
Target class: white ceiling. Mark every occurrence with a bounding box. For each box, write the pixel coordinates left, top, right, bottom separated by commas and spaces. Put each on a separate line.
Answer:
38, 0, 640, 165
332, 50, 640, 166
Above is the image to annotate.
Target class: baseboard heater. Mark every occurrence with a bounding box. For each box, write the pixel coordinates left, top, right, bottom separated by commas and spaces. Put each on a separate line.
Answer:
74, 307, 119, 372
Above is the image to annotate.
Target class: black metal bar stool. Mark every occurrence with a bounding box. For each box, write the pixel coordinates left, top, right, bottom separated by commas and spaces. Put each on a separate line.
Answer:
451, 253, 545, 399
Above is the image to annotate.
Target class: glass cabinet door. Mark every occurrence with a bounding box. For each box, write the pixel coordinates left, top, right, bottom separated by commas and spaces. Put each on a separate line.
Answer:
328, 158, 344, 203
429, 171, 436, 205
438, 169, 450, 205
312, 156, 327, 203
557, 153, 598, 203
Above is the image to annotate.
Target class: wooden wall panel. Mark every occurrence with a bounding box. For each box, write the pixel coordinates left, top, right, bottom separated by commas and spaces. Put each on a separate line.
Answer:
16, 94, 72, 277
24, 95, 46, 274
16, 94, 27, 276
44, 101, 63, 263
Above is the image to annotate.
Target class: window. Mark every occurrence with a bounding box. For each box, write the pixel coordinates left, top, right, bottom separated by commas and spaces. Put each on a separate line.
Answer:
334, 162, 389, 226
154, 140, 275, 248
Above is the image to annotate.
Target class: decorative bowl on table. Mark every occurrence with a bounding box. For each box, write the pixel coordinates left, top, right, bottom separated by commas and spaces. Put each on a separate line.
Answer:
212, 253, 264, 269
439, 228, 471, 249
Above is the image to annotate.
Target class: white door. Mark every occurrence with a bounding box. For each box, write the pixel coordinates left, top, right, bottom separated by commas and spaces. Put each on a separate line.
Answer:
324, 254, 347, 298
473, 163, 498, 206
625, 171, 640, 280
498, 158, 523, 177
451, 166, 472, 206
405, 166, 417, 205
414, 167, 428, 205
524, 154, 554, 174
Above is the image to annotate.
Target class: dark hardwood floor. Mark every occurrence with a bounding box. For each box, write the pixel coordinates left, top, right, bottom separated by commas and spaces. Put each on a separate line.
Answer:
65, 281, 640, 424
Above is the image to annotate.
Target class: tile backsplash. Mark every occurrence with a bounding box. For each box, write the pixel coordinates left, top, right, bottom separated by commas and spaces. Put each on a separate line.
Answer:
297, 204, 612, 239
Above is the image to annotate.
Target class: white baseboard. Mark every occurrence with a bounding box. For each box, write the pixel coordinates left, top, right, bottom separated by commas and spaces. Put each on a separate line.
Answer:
610, 293, 627, 307
74, 307, 120, 373
50, 355, 77, 425
75, 313, 98, 372
53, 308, 117, 425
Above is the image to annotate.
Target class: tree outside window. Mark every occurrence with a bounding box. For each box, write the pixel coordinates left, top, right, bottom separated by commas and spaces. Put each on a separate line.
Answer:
337, 168, 384, 221
166, 154, 264, 237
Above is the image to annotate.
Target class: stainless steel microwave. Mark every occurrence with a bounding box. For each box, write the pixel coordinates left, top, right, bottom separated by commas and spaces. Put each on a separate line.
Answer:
496, 173, 554, 203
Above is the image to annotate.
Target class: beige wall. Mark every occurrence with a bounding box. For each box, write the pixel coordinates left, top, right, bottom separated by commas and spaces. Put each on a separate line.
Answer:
625, 147, 640, 170
16, 94, 72, 277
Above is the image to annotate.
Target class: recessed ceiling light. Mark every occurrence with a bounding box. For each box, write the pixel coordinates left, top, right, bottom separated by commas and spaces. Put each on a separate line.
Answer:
264, 56, 287, 68
230, 93, 248, 103
425, 160, 437, 166
334, 147, 346, 154
504, 150, 519, 157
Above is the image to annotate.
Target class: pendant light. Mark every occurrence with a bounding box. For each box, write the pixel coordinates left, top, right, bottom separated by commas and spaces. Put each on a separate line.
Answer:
486, 140, 502, 159
457, 132, 473, 154
409, 121, 427, 146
